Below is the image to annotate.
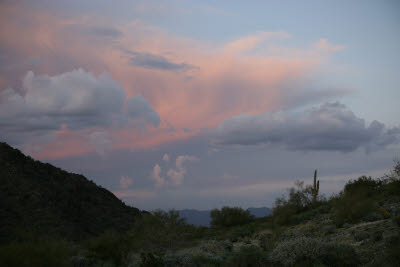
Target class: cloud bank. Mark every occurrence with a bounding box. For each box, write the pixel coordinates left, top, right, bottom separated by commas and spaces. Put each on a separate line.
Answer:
211, 102, 400, 153
0, 69, 160, 150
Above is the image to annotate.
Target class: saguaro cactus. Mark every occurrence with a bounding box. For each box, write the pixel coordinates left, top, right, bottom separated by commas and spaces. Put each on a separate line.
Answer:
312, 169, 319, 202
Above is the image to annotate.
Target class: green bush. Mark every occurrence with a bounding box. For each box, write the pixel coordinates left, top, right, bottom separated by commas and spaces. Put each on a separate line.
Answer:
128, 210, 197, 253
393, 213, 400, 226
210, 207, 254, 228
192, 254, 224, 266
384, 232, 400, 265
320, 224, 336, 235
352, 230, 369, 242
272, 181, 328, 225
224, 245, 270, 267
332, 176, 381, 226
321, 242, 360, 267
0, 239, 72, 267
84, 230, 128, 266
140, 252, 164, 267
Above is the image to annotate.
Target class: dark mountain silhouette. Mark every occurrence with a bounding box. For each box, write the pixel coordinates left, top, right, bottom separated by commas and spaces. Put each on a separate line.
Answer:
247, 207, 273, 218
178, 207, 272, 226
0, 142, 140, 244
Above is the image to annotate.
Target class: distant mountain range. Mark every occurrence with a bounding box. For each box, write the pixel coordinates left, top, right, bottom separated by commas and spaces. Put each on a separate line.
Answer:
0, 142, 141, 244
178, 207, 272, 226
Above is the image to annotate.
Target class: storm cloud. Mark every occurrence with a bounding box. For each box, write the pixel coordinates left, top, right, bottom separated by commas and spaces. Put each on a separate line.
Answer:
0, 69, 160, 145
129, 52, 195, 72
211, 102, 400, 153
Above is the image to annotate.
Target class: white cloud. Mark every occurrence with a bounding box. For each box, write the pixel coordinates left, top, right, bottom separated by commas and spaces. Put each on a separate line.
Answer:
149, 155, 199, 187
162, 153, 169, 162
315, 38, 345, 52
167, 155, 198, 186
120, 176, 133, 189
150, 164, 165, 188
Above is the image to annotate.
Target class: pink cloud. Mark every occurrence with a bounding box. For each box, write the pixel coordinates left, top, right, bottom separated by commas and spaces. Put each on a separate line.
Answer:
0, 2, 345, 158
224, 31, 291, 54
315, 38, 345, 52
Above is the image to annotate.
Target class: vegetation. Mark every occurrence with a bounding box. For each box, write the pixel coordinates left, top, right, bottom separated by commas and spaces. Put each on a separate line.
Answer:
1, 142, 400, 266
210, 207, 255, 228
0, 142, 140, 244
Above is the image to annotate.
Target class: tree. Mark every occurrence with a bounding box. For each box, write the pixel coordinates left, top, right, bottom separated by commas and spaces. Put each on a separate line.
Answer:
210, 207, 254, 228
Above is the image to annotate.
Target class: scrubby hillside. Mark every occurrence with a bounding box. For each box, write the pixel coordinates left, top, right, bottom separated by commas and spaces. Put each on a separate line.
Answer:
67, 163, 398, 266
0, 142, 140, 244
1, 143, 399, 266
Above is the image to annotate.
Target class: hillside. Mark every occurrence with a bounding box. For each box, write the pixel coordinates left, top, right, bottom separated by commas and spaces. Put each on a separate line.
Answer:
0, 142, 140, 244
1, 143, 399, 266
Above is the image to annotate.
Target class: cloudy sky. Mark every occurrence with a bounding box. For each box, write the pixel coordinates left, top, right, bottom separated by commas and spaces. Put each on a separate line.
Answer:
1, 0, 399, 210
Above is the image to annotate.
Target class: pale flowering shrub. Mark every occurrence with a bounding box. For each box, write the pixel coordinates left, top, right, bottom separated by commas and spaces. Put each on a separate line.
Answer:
270, 236, 359, 266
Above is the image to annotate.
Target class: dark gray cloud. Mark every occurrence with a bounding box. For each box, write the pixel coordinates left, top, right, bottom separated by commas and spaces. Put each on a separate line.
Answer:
88, 26, 123, 38
129, 52, 195, 72
0, 69, 160, 146
211, 102, 400, 153
126, 95, 161, 127
62, 24, 123, 39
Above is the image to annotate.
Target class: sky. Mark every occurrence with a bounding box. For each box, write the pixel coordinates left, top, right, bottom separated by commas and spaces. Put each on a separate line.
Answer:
1, 0, 399, 210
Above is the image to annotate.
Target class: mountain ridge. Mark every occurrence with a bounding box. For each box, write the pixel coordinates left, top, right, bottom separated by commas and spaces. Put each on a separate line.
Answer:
0, 142, 141, 244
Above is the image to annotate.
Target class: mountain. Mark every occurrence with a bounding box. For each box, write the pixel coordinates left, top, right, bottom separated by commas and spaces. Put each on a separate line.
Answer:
247, 207, 273, 218
178, 209, 212, 226
0, 142, 140, 244
178, 207, 272, 226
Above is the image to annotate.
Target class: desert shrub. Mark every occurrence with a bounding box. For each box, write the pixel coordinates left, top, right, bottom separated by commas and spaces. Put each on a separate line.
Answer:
163, 246, 226, 267
128, 210, 197, 253
0, 239, 72, 267
364, 211, 384, 222
224, 245, 270, 267
227, 224, 256, 242
332, 176, 381, 226
254, 232, 274, 251
84, 230, 128, 266
377, 208, 390, 218
383, 232, 400, 265
270, 236, 325, 265
270, 236, 359, 266
371, 230, 383, 241
352, 230, 370, 242
199, 240, 232, 255
192, 254, 224, 266
210, 207, 254, 228
343, 176, 381, 195
272, 181, 328, 225
140, 252, 164, 267
279, 221, 320, 241
320, 224, 336, 235
321, 242, 360, 267
393, 212, 400, 226
342, 223, 352, 228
